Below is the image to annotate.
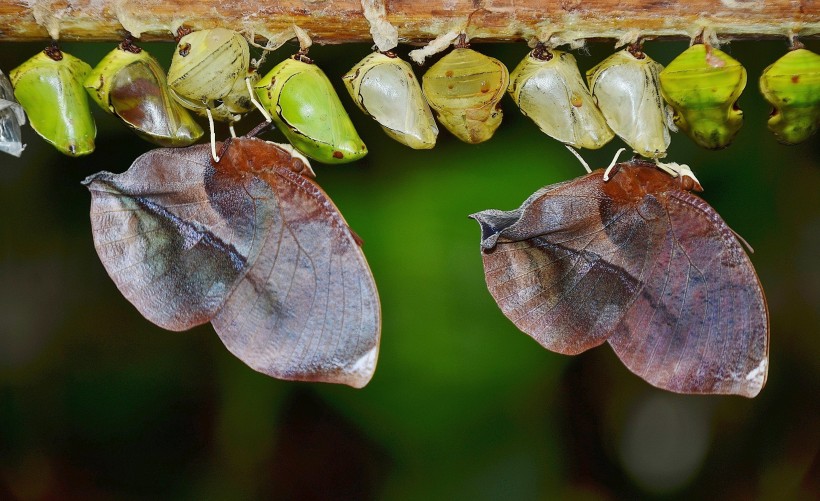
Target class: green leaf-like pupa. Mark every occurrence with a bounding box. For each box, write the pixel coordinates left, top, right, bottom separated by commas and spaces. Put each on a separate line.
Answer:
10, 46, 96, 157
422, 44, 509, 144
587, 47, 669, 159
256, 56, 367, 164
759, 48, 820, 145
85, 40, 203, 147
343, 51, 438, 149
660, 44, 747, 150
509, 46, 613, 150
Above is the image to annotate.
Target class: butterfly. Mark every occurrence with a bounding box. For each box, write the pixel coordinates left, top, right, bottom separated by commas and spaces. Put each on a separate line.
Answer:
471, 159, 768, 397
84, 135, 381, 387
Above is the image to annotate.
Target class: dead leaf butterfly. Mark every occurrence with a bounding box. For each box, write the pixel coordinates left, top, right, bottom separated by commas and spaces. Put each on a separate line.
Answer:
471, 159, 768, 397
84, 134, 381, 387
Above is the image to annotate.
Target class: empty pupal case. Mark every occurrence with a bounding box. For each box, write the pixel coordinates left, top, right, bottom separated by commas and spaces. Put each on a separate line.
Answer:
343, 51, 438, 149
509, 46, 614, 149
587, 47, 669, 159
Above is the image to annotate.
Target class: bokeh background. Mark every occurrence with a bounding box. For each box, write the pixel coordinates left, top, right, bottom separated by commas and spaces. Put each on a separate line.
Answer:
1, 37, 818, 500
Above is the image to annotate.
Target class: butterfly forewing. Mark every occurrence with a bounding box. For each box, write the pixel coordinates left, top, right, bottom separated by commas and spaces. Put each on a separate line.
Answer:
472, 175, 655, 355
84, 145, 267, 331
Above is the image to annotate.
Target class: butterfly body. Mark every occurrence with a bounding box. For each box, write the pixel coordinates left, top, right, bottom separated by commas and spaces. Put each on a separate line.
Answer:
471, 160, 768, 397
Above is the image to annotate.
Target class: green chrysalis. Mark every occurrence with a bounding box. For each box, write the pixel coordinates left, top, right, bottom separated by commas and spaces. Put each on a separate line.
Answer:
587, 46, 669, 159
759, 48, 820, 145
85, 39, 203, 147
508, 46, 614, 150
660, 44, 747, 150
10, 45, 96, 157
422, 40, 509, 144
343, 51, 437, 150
256, 55, 367, 164
1, 69, 26, 157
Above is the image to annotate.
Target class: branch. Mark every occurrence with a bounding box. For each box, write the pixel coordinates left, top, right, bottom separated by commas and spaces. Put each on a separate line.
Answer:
0, 0, 817, 43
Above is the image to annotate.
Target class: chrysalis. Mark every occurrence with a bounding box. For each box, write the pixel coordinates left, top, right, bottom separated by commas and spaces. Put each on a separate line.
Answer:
421, 36, 509, 144
85, 38, 203, 147
0, 69, 25, 157
508, 45, 614, 150
471, 159, 768, 397
759, 47, 820, 145
84, 136, 381, 387
166, 28, 253, 122
587, 46, 669, 159
660, 43, 747, 150
10, 45, 96, 157
256, 54, 368, 164
343, 51, 438, 149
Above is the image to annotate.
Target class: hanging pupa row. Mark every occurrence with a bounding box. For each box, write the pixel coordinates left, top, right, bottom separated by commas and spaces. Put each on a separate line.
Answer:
3, 32, 818, 159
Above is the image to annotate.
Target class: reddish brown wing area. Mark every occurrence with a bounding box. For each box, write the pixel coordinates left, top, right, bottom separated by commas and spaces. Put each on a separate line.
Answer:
84, 138, 380, 387
606, 187, 769, 397
210, 138, 380, 388
471, 160, 768, 397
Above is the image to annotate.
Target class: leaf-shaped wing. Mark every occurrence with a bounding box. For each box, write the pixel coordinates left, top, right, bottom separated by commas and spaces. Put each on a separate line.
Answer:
471, 174, 659, 355
607, 190, 769, 397
84, 145, 269, 331
211, 152, 380, 388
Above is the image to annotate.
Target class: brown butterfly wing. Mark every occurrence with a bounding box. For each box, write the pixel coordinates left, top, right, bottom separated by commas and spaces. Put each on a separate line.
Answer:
84, 144, 268, 331
607, 189, 769, 397
209, 138, 380, 388
471, 174, 665, 355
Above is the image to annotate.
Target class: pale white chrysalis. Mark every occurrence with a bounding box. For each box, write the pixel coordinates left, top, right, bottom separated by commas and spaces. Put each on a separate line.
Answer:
509, 46, 614, 150
587, 47, 670, 159
343, 51, 438, 149
0, 69, 26, 157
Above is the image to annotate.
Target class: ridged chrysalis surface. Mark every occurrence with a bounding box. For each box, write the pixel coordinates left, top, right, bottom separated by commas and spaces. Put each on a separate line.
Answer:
422, 47, 509, 144
660, 44, 747, 150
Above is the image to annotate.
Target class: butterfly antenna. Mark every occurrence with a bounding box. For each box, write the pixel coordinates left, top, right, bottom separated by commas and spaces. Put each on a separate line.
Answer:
205, 107, 220, 162
246, 120, 275, 139
603, 147, 627, 181
565, 145, 591, 174
217, 136, 234, 160
729, 226, 755, 254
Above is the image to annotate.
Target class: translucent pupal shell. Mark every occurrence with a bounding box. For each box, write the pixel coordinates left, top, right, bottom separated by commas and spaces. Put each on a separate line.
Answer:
759, 48, 820, 145
85, 44, 203, 147
508, 49, 614, 149
0, 69, 26, 157
422, 47, 509, 144
255, 57, 367, 164
343, 52, 438, 149
167, 28, 250, 119
10, 50, 96, 157
659, 44, 747, 150
587, 49, 669, 159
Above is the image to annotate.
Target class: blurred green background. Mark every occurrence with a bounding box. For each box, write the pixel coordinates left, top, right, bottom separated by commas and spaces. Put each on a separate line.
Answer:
1, 38, 818, 500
